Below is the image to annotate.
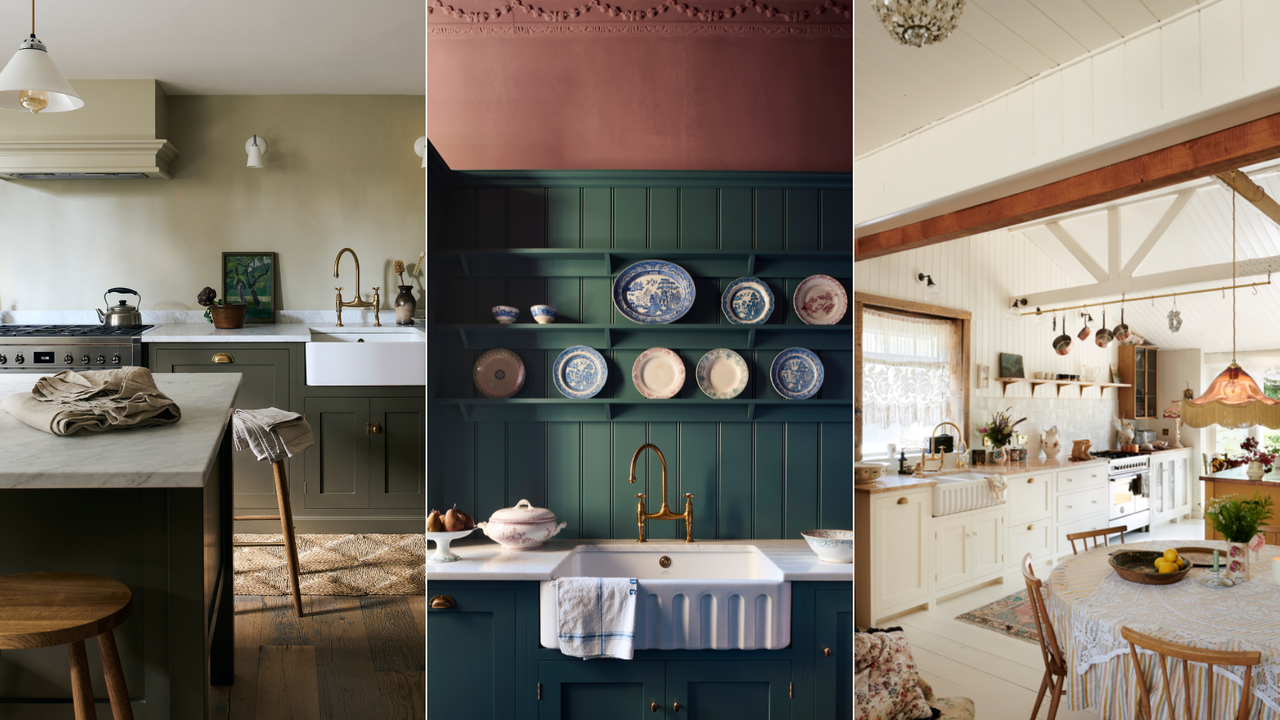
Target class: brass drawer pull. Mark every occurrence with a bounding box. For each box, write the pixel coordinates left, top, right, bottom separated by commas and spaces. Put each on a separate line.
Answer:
897, 497, 909, 505
824, 647, 832, 657
1028, 478, 1035, 483
429, 595, 456, 609
1027, 524, 1035, 531
367, 422, 382, 435
212, 352, 234, 364
651, 702, 659, 712
673, 701, 681, 712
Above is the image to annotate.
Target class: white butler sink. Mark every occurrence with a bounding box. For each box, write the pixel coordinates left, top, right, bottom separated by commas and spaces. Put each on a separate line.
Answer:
305, 328, 425, 386
933, 472, 1005, 517
539, 545, 790, 651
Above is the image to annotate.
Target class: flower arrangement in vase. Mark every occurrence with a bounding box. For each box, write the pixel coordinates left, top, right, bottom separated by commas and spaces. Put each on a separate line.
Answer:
1205, 492, 1274, 582
1222, 437, 1277, 480
979, 408, 1025, 465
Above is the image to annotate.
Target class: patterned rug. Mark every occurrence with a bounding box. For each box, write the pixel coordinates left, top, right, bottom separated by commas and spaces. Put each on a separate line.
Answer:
954, 591, 1040, 644
233, 533, 424, 596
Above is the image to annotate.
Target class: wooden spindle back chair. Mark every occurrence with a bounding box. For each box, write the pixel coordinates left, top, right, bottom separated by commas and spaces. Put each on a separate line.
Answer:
1120, 627, 1261, 720
1021, 553, 1067, 720
1066, 526, 1127, 556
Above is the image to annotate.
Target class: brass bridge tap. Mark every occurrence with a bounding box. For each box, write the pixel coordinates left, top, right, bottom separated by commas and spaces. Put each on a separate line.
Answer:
333, 247, 381, 327
629, 443, 694, 543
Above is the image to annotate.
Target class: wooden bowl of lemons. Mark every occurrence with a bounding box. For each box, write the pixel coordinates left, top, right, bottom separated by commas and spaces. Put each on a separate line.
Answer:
1109, 548, 1193, 585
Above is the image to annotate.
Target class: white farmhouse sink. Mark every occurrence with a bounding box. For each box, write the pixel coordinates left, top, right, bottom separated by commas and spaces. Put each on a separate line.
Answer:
933, 472, 1005, 517
305, 328, 425, 386
539, 545, 790, 651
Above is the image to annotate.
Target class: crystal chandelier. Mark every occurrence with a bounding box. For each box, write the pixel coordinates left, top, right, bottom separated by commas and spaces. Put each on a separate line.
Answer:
871, 0, 966, 48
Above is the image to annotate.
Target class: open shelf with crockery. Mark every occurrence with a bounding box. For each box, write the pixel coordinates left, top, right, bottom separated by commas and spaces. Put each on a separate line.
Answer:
434, 397, 851, 423
435, 248, 850, 278
996, 376, 1132, 398
437, 323, 851, 350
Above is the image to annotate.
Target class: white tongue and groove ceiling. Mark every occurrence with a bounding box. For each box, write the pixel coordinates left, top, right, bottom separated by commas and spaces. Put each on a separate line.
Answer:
0, 1, 424, 94
855, 0, 1213, 156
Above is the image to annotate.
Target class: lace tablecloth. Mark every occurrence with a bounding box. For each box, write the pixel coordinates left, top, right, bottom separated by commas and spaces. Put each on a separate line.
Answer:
1047, 540, 1280, 718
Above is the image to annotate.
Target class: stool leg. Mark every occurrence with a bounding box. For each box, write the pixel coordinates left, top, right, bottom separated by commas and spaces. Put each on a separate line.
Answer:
97, 630, 134, 720
68, 640, 97, 720
273, 460, 304, 617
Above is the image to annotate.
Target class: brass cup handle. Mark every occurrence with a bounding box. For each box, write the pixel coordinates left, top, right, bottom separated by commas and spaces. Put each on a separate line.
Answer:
651, 702, 659, 712
673, 701, 681, 712
428, 595, 456, 609
1027, 478, 1035, 483
824, 647, 832, 657
897, 497, 909, 505
212, 352, 234, 364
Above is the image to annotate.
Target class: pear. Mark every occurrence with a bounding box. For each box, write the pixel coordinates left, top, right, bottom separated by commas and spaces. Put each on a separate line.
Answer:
427, 509, 444, 533
443, 504, 465, 532
459, 507, 475, 530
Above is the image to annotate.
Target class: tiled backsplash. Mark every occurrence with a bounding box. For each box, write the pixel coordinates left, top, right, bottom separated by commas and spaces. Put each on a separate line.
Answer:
971, 396, 1119, 458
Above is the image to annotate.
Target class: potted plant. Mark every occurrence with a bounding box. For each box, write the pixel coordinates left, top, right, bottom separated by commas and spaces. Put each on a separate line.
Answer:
198, 286, 247, 329
978, 408, 1025, 464
1205, 492, 1274, 582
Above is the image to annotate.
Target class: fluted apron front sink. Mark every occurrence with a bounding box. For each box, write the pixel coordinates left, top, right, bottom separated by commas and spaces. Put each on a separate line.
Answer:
539, 545, 790, 651
305, 328, 425, 386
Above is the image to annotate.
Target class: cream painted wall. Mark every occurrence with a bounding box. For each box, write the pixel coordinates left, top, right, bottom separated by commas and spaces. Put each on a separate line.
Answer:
0, 94, 425, 314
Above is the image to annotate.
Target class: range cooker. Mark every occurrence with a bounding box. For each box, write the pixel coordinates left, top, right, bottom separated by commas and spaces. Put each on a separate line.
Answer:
1090, 450, 1152, 534
0, 325, 151, 372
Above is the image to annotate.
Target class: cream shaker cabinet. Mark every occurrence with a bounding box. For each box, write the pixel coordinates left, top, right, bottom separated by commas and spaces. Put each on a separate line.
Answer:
855, 487, 931, 628
932, 506, 1004, 593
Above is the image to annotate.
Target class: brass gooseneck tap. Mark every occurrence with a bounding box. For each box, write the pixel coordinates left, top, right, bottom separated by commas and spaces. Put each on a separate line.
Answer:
333, 247, 381, 327
628, 443, 694, 543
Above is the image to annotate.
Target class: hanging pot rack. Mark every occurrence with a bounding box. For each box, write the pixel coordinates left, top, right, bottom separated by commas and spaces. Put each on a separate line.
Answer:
1019, 276, 1272, 317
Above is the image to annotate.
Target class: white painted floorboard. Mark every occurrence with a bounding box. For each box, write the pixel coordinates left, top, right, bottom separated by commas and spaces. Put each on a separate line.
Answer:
885, 519, 1205, 720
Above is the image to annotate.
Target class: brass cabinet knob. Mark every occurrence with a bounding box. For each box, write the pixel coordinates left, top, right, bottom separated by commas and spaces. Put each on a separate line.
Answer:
1027, 478, 1035, 483
212, 352, 234, 364
651, 702, 659, 712
673, 701, 681, 712
1027, 524, 1035, 531
428, 595, 456, 609
824, 647, 832, 657
367, 422, 382, 435
897, 497, 909, 505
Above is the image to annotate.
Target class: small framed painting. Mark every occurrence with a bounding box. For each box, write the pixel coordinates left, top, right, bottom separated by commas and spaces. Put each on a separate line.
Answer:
977, 364, 990, 389
222, 252, 278, 323
1111, 363, 1121, 383
999, 353, 1024, 379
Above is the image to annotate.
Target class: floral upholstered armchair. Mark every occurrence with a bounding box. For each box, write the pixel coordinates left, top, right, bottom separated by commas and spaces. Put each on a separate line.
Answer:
856, 628, 975, 720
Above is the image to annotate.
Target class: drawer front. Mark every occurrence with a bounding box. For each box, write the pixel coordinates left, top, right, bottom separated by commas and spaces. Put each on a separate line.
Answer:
1009, 519, 1053, 561
1056, 515, 1115, 556
1008, 474, 1052, 525
1056, 465, 1107, 493
1057, 487, 1108, 525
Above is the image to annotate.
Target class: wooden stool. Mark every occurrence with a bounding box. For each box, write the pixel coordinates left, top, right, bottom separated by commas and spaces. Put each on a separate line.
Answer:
233, 459, 303, 616
0, 572, 133, 720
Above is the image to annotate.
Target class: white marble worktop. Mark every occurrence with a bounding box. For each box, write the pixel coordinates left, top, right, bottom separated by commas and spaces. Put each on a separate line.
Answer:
425, 538, 853, 582
142, 322, 426, 343
0, 373, 241, 489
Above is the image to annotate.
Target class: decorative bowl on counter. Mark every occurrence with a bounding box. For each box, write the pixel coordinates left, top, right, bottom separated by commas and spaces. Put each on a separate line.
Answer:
426, 528, 475, 563
476, 499, 567, 551
855, 462, 889, 484
801, 529, 852, 563
1109, 550, 1192, 585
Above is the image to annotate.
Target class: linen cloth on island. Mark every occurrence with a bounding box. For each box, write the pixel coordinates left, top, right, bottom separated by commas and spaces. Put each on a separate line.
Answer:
1048, 540, 1280, 719
0, 368, 181, 436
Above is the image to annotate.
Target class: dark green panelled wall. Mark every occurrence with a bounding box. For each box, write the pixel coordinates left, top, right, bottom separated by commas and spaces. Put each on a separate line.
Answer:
428, 157, 853, 540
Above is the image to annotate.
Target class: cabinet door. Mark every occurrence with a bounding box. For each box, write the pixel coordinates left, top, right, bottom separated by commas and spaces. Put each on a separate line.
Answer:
302, 397, 370, 508
1009, 517, 1052, 563
151, 346, 290, 509
869, 492, 930, 608
1008, 473, 1051, 525
428, 586, 518, 720
1178, 457, 1190, 512
933, 515, 970, 591
666, 661, 791, 720
971, 510, 1004, 579
539, 661, 664, 720
813, 590, 853, 720
369, 397, 425, 508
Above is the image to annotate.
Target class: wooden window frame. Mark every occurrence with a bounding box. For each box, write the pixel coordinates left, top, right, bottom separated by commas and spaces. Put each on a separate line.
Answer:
854, 292, 971, 462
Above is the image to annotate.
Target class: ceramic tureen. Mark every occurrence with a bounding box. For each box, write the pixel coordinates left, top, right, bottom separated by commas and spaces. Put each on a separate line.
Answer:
476, 499, 567, 551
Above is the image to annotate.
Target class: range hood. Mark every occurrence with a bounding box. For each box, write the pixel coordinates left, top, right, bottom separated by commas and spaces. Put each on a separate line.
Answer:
0, 80, 177, 179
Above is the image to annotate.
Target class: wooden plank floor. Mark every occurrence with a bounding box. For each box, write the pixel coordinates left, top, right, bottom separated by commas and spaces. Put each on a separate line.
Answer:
211, 595, 425, 720
888, 519, 1204, 720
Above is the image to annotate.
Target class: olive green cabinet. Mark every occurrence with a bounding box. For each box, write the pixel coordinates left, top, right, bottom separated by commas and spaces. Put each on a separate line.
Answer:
428, 584, 521, 720
302, 396, 424, 510
812, 590, 852, 719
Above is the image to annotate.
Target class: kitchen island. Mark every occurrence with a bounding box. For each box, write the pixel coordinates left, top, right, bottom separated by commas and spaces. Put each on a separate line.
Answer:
0, 373, 239, 720
1201, 465, 1280, 540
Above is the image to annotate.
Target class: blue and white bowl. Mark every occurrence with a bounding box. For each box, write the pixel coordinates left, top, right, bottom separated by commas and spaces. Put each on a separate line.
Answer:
531, 305, 558, 324
553, 345, 608, 399
801, 529, 852, 563
492, 305, 520, 324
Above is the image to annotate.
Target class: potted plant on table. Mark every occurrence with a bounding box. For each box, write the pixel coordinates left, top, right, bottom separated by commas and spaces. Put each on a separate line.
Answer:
978, 408, 1025, 464
198, 286, 247, 329
1205, 492, 1274, 582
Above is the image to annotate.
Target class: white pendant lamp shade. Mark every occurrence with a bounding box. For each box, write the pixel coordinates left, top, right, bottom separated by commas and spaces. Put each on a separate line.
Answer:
414, 136, 427, 169
245, 135, 267, 168
0, 39, 82, 113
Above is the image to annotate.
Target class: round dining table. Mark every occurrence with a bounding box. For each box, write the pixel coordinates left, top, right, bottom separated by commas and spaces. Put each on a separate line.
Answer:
1047, 539, 1280, 719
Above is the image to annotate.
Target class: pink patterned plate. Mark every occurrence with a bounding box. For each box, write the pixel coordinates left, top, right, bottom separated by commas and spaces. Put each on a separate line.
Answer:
793, 275, 848, 325
632, 347, 685, 399
473, 348, 526, 399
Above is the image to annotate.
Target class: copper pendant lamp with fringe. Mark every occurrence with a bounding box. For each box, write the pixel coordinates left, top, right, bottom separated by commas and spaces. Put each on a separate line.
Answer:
1182, 170, 1280, 429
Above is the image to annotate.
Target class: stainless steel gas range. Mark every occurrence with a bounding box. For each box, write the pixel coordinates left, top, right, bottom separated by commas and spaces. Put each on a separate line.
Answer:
1092, 450, 1152, 534
0, 325, 151, 372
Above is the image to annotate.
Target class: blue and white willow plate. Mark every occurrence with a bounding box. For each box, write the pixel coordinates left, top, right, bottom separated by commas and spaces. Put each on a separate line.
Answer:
721, 277, 775, 325
552, 345, 608, 399
695, 348, 748, 399
612, 260, 696, 324
770, 347, 823, 400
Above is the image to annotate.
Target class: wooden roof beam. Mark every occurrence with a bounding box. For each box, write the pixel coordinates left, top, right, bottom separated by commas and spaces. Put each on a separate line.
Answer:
1216, 169, 1280, 228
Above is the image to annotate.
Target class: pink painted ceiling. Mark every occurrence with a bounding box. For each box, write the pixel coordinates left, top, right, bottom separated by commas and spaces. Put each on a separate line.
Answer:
427, 1, 851, 172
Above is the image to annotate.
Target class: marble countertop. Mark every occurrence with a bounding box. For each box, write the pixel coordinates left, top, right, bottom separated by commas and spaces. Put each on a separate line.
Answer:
142, 322, 426, 343
0, 373, 240, 488
855, 476, 939, 494
425, 538, 853, 582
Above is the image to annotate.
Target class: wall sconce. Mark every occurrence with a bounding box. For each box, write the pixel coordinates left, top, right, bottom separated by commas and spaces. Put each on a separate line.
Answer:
1007, 298, 1027, 320
916, 272, 941, 301
245, 135, 268, 168
414, 136, 426, 169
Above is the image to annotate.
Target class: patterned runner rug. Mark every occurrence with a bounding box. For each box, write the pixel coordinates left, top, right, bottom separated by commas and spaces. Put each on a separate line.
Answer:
233, 533, 424, 596
954, 590, 1040, 644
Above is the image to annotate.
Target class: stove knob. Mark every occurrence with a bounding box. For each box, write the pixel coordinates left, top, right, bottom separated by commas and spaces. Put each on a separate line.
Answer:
14, 354, 23, 365
111, 355, 121, 365
96, 355, 106, 365
0, 354, 6, 364
81, 355, 90, 365
64, 354, 73, 365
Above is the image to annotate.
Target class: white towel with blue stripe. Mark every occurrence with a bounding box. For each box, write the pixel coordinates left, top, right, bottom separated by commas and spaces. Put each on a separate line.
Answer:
555, 577, 637, 660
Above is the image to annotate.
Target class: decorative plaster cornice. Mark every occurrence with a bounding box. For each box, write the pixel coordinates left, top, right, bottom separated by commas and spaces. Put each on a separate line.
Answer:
428, 0, 851, 36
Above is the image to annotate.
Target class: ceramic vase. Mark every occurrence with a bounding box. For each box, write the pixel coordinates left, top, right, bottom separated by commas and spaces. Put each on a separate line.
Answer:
394, 286, 416, 326
1248, 460, 1266, 481
1042, 426, 1062, 458
990, 446, 1007, 464
1226, 542, 1251, 583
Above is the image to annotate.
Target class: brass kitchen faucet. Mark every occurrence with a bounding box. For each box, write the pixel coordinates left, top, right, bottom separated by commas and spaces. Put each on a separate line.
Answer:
629, 443, 694, 543
333, 247, 380, 327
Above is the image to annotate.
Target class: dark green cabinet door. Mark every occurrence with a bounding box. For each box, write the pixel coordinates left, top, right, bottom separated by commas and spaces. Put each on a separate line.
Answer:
666, 661, 791, 719
813, 590, 852, 719
428, 586, 518, 720
369, 397, 425, 508
539, 661, 664, 720
150, 346, 290, 509
302, 397, 370, 508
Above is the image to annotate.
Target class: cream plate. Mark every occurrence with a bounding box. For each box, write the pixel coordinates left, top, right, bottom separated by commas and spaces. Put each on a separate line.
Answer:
632, 347, 685, 399
472, 348, 526, 399
793, 274, 848, 325
696, 348, 748, 399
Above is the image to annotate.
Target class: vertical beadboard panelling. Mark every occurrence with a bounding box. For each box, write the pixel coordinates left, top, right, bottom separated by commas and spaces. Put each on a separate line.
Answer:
581, 423, 613, 539
613, 424, 649, 539
786, 190, 820, 251
785, 424, 819, 539
509, 188, 547, 248
1243, 0, 1280, 79
507, 422, 546, 508
1092, 45, 1127, 133
680, 423, 718, 541
1061, 59, 1093, 144
475, 421, 507, 523
1006, 86, 1034, 163
583, 188, 612, 248
754, 424, 785, 538
680, 188, 718, 249
477, 189, 507, 247
548, 187, 581, 248
1161, 13, 1201, 109
646, 423, 680, 541
981, 96, 1009, 171
755, 189, 785, 251
614, 188, 647, 249
719, 424, 753, 539
651, 188, 679, 249
821, 423, 853, 531
819, 189, 853, 252
1201, 0, 1243, 95
1125, 30, 1163, 121
1033, 72, 1063, 155
547, 423, 581, 539
721, 189, 754, 251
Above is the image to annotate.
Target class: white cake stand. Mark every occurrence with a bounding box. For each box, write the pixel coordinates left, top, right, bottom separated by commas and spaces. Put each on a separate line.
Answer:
427, 528, 475, 563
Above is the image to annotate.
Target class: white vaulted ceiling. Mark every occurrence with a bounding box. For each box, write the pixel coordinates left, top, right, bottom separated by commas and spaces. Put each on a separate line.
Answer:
855, 0, 1213, 155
